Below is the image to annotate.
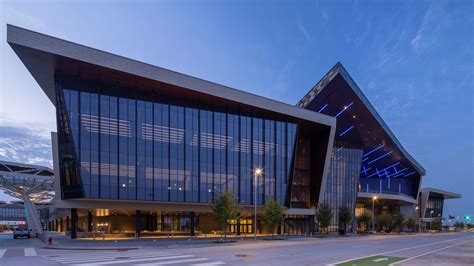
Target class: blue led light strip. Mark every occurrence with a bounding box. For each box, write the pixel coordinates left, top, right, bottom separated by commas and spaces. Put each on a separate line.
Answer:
393, 165, 398, 173
367, 162, 400, 178
339, 125, 354, 137
335, 102, 354, 118
360, 165, 371, 175
404, 171, 416, 177
388, 168, 407, 178
318, 104, 328, 113
363, 144, 385, 157
367, 151, 393, 165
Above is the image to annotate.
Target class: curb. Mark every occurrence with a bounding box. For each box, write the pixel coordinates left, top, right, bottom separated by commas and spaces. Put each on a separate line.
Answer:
41, 246, 138, 251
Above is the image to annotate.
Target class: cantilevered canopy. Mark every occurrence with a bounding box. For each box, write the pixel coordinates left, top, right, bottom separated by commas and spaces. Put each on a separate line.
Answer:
420, 187, 462, 200
0, 160, 54, 202
6, 24, 335, 128
0, 160, 54, 237
297, 62, 425, 191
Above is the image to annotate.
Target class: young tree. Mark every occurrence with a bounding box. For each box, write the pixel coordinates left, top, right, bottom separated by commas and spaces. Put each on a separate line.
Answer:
358, 211, 372, 233
378, 213, 392, 232
262, 199, 284, 239
338, 206, 353, 235
431, 218, 443, 231
212, 191, 240, 242
406, 216, 417, 232
392, 214, 405, 233
316, 202, 333, 234
454, 221, 465, 231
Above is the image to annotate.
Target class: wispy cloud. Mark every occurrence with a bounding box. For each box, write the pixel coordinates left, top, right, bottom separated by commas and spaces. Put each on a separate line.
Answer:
411, 3, 452, 54
296, 17, 311, 42
0, 125, 52, 168
411, 6, 433, 53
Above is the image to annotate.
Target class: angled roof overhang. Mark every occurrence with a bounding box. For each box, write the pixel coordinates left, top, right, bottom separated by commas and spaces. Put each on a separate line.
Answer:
297, 63, 425, 180
7, 24, 335, 128
420, 187, 462, 200
358, 191, 417, 204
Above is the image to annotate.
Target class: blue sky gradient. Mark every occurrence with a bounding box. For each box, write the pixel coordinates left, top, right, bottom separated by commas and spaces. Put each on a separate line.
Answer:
0, 0, 472, 217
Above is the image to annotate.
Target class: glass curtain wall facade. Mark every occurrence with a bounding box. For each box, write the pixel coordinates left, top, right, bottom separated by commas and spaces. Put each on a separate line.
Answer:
56, 77, 298, 206
425, 195, 444, 218
323, 142, 363, 232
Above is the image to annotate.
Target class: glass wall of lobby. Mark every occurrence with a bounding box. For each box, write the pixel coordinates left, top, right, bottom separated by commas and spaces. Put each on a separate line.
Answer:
354, 198, 415, 232
46, 208, 316, 238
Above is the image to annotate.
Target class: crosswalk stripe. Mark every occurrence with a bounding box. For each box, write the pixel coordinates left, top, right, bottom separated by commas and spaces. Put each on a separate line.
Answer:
69, 255, 195, 266
0, 249, 6, 258
136, 257, 208, 265
48, 253, 181, 263
24, 248, 37, 256
45, 251, 171, 259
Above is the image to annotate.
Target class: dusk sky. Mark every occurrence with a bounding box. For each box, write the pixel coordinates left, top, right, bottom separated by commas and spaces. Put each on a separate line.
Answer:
0, 0, 472, 217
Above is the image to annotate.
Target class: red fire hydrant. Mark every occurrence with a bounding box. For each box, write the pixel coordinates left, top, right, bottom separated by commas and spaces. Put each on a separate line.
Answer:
48, 237, 53, 245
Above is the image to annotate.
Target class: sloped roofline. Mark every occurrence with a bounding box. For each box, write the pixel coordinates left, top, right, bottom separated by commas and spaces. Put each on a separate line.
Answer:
420, 187, 461, 199
297, 62, 426, 175
6, 24, 335, 128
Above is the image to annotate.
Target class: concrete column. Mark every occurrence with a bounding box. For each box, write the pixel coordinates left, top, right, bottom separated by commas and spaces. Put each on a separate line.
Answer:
87, 211, 93, 232
135, 210, 141, 237
237, 218, 241, 235
66, 216, 70, 232
309, 216, 315, 234
71, 208, 78, 239
190, 212, 195, 236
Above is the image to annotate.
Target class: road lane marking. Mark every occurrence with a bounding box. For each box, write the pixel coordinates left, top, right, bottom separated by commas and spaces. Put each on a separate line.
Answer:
390, 239, 473, 265
374, 257, 388, 262
69, 255, 195, 266
24, 248, 37, 256
136, 257, 208, 265
0, 249, 6, 258
328, 235, 474, 265
191, 262, 226, 266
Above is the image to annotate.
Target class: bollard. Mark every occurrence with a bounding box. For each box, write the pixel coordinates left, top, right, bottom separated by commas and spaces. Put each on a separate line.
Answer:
93, 234, 96, 241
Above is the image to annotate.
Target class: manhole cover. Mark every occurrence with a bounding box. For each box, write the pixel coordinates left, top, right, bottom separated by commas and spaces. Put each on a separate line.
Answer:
114, 257, 130, 260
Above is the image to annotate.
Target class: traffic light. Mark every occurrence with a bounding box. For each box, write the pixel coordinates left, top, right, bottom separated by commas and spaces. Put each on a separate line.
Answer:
465, 215, 471, 221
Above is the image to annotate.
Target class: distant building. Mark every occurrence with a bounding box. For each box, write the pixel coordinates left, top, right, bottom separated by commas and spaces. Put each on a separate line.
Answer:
6, 24, 461, 238
418, 188, 461, 230
0, 202, 26, 230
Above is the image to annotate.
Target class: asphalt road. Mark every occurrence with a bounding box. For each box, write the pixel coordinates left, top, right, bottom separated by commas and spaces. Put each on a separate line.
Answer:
0, 232, 472, 265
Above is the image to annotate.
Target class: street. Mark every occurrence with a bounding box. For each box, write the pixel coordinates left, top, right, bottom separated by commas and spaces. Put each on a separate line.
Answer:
0, 232, 472, 265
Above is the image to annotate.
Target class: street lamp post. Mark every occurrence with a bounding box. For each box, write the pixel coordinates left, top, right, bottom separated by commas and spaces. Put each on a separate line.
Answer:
372, 195, 377, 232
254, 168, 262, 241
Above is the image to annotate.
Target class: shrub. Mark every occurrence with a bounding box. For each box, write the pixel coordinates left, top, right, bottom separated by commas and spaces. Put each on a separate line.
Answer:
392, 214, 405, 233
358, 211, 372, 232
378, 213, 392, 232
406, 217, 417, 232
